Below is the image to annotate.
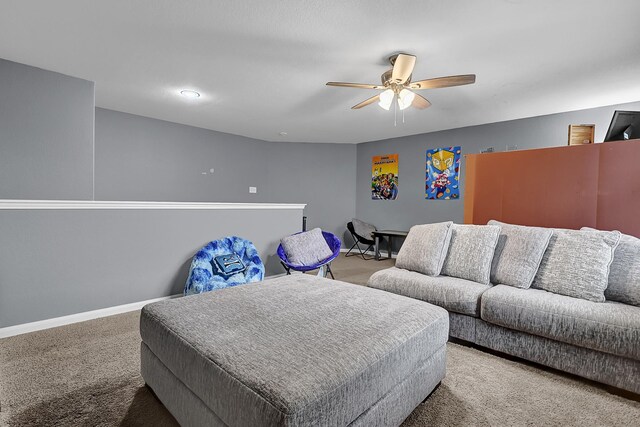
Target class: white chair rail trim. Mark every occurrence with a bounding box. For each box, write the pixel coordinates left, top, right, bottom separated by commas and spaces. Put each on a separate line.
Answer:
0, 199, 307, 210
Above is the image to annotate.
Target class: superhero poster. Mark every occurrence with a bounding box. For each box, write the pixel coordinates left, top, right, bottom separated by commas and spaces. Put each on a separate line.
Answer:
426, 146, 461, 200
371, 154, 399, 200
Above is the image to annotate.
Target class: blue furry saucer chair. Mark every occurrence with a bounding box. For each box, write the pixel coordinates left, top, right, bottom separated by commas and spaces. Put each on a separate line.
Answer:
184, 236, 265, 296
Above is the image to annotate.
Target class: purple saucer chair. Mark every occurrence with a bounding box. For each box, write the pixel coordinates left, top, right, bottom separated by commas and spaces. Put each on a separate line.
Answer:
277, 231, 341, 279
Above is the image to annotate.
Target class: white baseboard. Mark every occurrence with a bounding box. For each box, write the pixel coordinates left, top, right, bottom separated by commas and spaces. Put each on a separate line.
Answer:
0, 294, 181, 339
339, 248, 398, 259
0, 274, 287, 339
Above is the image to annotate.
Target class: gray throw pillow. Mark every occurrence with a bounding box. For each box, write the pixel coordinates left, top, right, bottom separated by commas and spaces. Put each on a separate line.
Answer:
582, 227, 640, 306
280, 228, 333, 266
489, 220, 553, 289
441, 224, 501, 285
351, 218, 376, 241
395, 221, 454, 276
532, 228, 621, 302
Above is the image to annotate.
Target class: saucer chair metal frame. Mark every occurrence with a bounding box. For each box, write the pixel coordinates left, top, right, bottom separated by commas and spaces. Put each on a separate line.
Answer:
277, 231, 341, 279
345, 221, 375, 260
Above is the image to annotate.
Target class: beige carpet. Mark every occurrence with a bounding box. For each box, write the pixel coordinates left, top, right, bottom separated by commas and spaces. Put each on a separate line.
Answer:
325, 252, 395, 285
1, 254, 638, 426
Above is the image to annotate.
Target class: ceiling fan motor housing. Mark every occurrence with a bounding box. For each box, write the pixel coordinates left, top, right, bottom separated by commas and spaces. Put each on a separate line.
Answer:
381, 70, 412, 89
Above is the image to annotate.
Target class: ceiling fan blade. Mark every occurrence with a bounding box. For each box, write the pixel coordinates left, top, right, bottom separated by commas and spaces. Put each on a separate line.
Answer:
412, 93, 432, 109
391, 54, 416, 84
409, 74, 476, 90
326, 82, 385, 90
352, 94, 380, 109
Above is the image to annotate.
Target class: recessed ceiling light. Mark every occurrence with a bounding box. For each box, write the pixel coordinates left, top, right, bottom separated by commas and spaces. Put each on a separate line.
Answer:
180, 90, 201, 99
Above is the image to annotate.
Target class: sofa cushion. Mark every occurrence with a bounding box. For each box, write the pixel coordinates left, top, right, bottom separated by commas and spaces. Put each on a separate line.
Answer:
532, 228, 621, 302
583, 227, 640, 307
441, 224, 501, 285
481, 285, 640, 360
488, 220, 553, 289
280, 228, 332, 266
395, 221, 453, 276
368, 267, 492, 317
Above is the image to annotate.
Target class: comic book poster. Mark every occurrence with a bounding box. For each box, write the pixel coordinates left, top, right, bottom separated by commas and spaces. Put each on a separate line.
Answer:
371, 154, 398, 200
426, 146, 461, 200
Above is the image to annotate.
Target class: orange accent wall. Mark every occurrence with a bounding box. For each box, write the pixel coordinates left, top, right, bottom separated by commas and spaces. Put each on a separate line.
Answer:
464, 139, 640, 237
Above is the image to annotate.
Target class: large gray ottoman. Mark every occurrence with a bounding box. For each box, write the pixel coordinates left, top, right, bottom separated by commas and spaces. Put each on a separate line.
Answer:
140, 275, 448, 427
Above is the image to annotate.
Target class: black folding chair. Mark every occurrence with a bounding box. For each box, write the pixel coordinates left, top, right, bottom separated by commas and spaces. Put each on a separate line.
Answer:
346, 221, 375, 260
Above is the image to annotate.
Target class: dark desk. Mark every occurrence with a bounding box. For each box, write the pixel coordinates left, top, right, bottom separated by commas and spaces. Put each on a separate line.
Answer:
372, 230, 409, 261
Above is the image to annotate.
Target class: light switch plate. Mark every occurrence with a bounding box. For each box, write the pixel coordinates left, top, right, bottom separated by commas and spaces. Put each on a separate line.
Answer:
249, 186, 257, 194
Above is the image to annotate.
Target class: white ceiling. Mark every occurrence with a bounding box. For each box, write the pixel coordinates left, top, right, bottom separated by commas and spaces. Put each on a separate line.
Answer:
1, 0, 640, 143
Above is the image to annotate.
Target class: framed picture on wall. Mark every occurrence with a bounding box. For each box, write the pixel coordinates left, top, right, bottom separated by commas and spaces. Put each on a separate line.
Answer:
568, 124, 595, 145
371, 154, 398, 200
426, 146, 461, 200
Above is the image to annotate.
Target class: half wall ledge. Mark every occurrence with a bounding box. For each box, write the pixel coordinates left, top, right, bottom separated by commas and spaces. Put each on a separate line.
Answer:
0, 200, 307, 210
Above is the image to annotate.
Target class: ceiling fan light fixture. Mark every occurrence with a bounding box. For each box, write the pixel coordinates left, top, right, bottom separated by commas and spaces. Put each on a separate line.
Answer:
378, 89, 394, 110
180, 89, 201, 99
397, 89, 415, 110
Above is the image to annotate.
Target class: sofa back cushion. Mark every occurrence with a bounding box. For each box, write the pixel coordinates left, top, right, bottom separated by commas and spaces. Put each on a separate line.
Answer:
280, 228, 332, 266
582, 227, 640, 306
532, 228, 621, 302
395, 222, 453, 276
488, 220, 553, 289
441, 224, 501, 285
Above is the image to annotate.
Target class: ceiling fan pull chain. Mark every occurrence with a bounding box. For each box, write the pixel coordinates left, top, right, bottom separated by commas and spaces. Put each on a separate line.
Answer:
394, 96, 397, 127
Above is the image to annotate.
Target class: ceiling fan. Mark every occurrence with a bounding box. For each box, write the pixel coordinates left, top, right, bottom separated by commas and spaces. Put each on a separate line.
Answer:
326, 53, 476, 111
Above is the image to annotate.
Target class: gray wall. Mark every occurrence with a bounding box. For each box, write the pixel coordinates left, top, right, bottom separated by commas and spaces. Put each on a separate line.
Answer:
0, 58, 355, 328
0, 208, 302, 327
95, 108, 357, 242
4, 56, 639, 326
0, 57, 357, 243
356, 100, 640, 239
0, 58, 95, 200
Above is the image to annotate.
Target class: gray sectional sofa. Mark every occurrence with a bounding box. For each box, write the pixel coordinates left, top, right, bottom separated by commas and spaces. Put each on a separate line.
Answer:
368, 220, 640, 394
